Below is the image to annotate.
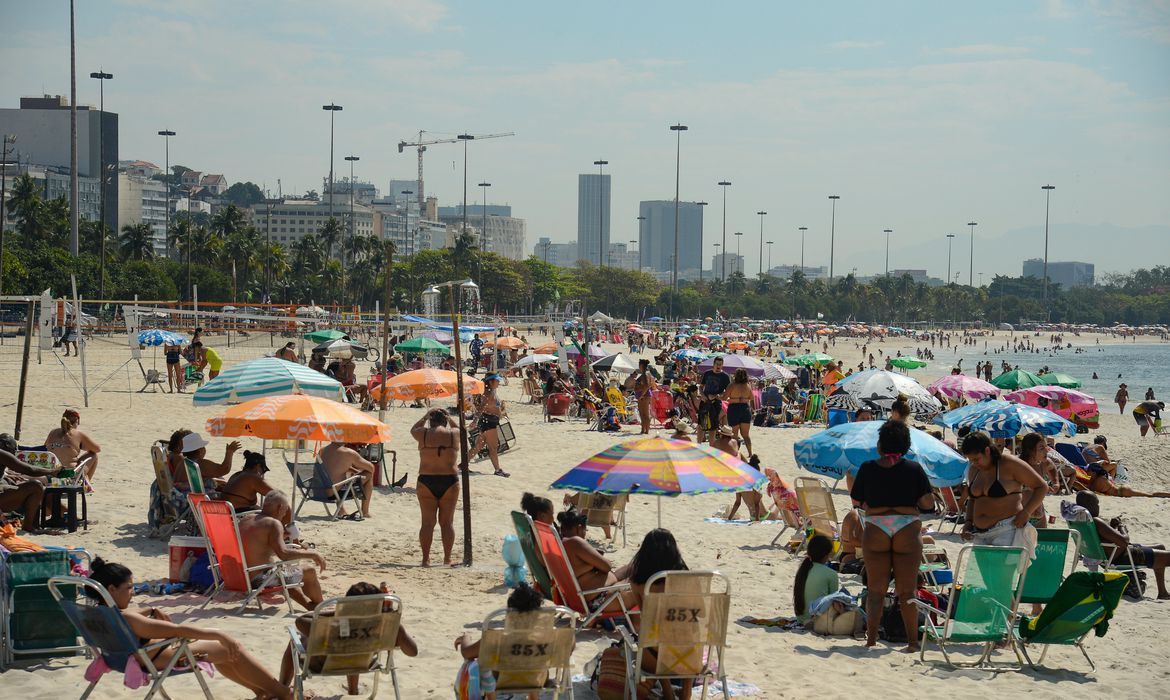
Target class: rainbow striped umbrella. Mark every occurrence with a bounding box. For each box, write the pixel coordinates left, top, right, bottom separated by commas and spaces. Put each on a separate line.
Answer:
550, 437, 765, 526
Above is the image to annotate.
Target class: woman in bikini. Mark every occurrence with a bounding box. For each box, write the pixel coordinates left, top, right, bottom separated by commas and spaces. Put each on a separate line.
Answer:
411, 409, 461, 567
43, 408, 101, 483
725, 368, 756, 457
164, 339, 185, 393
469, 374, 509, 477
555, 510, 630, 611
167, 430, 240, 493
850, 420, 934, 651
959, 431, 1046, 555
217, 450, 274, 512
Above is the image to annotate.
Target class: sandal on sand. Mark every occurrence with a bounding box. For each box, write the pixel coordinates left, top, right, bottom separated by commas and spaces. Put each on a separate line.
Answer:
494, 469, 511, 478
340, 512, 364, 522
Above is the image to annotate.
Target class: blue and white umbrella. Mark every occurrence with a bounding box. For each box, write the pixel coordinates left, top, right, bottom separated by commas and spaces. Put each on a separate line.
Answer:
192, 356, 343, 406
934, 400, 1075, 439
793, 420, 968, 487
672, 348, 707, 362
138, 329, 187, 346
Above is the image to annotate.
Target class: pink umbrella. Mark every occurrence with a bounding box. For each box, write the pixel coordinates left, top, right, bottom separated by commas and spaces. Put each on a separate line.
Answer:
1003, 386, 1100, 428
927, 374, 1000, 400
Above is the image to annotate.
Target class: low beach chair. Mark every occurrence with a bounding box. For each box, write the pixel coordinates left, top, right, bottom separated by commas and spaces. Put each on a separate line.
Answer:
283, 451, 363, 520
1067, 519, 1143, 597
772, 477, 839, 550
47, 575, 213, 699
532, 520, 632, 630
915, 545, 1028, 669
1, 550, 89, 670
196, 499, 303, 614
1019, 528, 1080, 609
148, 444, 189, 539
618, 571, 731, 700
477, 605, 577, 700
137, 360, 165, 393
288, 592, 405, 700
1014, 570, 1128, 671
935, 486, 964, 534
510, 511, 555, 600
578, 492, 628, 547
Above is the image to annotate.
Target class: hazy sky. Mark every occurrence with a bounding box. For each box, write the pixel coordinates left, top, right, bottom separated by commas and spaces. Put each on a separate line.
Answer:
3, 0, 1168, 280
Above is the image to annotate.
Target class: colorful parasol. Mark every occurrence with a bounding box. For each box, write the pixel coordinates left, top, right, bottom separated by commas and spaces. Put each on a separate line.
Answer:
137, 329, 187, 346
489, 336, 526, 350
934, 400, 1075, 438
889, 357, 928, 370
990, 369, 1044, 390
192, 357, 343, 406
206, 394, 391, 443
533, 342, 559, 354
304, 329, 346, 344
1003, 386, 1099, 427
370, 368, 484, 402
793, 421, 968, 487
785, 353, 834, 367
927, 374, 1000, 401
697, 353, 766, 378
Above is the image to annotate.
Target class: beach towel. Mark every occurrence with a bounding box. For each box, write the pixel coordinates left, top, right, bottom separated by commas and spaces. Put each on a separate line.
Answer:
738, 615, 803, 630
84, 654, 215, 689
703, 517, 781, 526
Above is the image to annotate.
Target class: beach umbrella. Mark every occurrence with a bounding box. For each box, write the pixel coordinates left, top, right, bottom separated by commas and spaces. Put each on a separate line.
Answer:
927, 374, 1000, 401
793, 421, 968, 487
370, 368, 484, 402
137, 329, 187, 346
889, 357, 928, 370
513, 353, 559, 369
727, 341, 749, 350
193, 357, 344, 406
1037, 372, 1082, 389
697, 353, 766, 378
533, 342, 559, 354
785, 353, 833, 366
1003, 387, 1099, 427
835, 369, 935, 410
304, 328, 346, 344
550, 437, 765, 527
990, 369, 1044, 390
490, 336, 526, 350
591, 353, 639, 373
763, 363, 797, 381
313, 338, 368, 359
934, 400, 1075, 438
206, 394, 391, 443
647, 316, 664, 321
417, 329, 454, 344
395, 337, 452, 355
565, 343, 606, 359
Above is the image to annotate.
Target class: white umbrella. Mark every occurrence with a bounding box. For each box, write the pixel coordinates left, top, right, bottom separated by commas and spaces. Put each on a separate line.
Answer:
763, 363, 797, 381
591, 353, 639, 373
513, 353, 559, 369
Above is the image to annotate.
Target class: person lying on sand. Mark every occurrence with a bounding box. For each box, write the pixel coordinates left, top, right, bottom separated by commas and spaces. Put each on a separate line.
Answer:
238, 491, 326, 611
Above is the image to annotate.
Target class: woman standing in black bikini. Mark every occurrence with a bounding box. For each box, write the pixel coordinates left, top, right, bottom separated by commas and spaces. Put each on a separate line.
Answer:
470, 374, 509, 478
412, 409, 461, 567
725, 368, 756, 457
164, 339, 185, 393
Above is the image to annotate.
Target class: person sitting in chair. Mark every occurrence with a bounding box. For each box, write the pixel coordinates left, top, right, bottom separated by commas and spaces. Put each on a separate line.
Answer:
217, 450, 274, 512
1076, 491, 1170, 599
455, 582, 557, 700
319, 442, 376, 520
0, 434, 58, 532
238, 491, 327, 610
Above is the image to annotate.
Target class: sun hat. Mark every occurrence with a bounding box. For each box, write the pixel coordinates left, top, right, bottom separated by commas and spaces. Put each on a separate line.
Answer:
717, 425, 735, 437
485, 373, 503, 382
672, 419, 694, 435
180, 432, 209, 453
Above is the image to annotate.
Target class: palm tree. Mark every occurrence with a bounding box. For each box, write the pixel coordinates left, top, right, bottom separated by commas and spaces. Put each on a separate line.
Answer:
168, 216, 192, 260
452, 231, 478, 278
210, 203, 246, 239
318, 217, 343, 260
119, 222, 155, 260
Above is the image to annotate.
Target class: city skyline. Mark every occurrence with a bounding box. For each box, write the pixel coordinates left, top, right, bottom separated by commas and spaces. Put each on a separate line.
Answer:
2, 1, 1168, 282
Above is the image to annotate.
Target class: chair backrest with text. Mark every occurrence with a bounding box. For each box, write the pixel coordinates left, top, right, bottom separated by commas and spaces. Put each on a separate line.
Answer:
195, 500, 250, 593
305, 594, 402, 676
638, 571, 730, 678
478, 606, 576, 695
1020, 528, 1080, 605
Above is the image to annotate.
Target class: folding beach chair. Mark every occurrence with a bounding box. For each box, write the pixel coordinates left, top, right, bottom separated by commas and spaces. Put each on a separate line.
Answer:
1067, 519, 1144, 597
148, 443, 190, 539
915, 545, 1028, 669
288, 593, 405, 700
934, 486, 964, 534
577, 492, 628, 547
196, 499, 303, 614
531, 520, 633, 630
772, 477, 839, 549
47, 576, 213, 699
618, 571, 731, 700
606, 386, 630, 421
477, 605, 577, 700
1019, 528, 1080, 608
1014, 570, 1128, 671
1, 550, 89, 669
282, 450, 363, 520
137, 360, 165, 393
510, 511, 555, 600
183, 457, 207, 496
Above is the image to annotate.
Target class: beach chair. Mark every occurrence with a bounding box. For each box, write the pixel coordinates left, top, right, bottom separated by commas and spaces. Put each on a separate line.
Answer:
1066, 519, 1144, 597
772, 477, 839, 550
510, 511, 555, 600
531, 520, 633, 630
137, 360, 165, 393
934, 486, 964, 534
184, 365, 204, 387
287, 593, 405, 700
47, 575, 212, 699
149, 444, 190, 539
915, 545, 1028, 669
606, 386, 630, 421
477, 605, 577, 699
618, 571, 731, 700
183, 457, 207, 496
1013, 570, 1128, 671
1019, 528, 1080, 608
195, 499, 303, 614
282, 451, 363, 520
577, 492, 628, 547
1, 550, 89, 669
652, 390, 674, 427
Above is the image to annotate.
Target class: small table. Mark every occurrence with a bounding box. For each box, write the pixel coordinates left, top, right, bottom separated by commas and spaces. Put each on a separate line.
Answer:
42, 484, 88, 533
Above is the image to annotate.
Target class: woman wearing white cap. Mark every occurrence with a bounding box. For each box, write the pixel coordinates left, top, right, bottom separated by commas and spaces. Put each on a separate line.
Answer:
166, 429, 241, 492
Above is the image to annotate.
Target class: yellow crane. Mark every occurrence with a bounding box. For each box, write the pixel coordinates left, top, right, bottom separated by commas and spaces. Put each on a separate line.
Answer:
397, 131, 514, 212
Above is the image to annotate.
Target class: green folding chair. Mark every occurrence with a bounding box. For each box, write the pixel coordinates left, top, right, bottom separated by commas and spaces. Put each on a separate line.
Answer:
510, 511, 554, 600
915, 545, 1027, 669
1, 550, 90, 669
1067, 519, 1144, 597
1014, 570, 1128, 671
1020, 528, 1080, 607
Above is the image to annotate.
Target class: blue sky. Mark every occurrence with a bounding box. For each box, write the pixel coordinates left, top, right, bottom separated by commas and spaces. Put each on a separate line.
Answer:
3, 0, 1168, 279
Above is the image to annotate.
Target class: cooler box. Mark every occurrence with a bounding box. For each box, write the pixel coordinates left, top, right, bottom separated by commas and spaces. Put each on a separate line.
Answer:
169, 536, 206, 583
547, 393, 571, 417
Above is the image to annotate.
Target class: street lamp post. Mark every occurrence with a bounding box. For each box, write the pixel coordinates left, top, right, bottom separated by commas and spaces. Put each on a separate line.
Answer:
90, 70, 112, 302
883, 229, 893, 276
636, 215, 646, 271
264, 197, 279, 300
734, 231, 743, 274
593, 160, 607, 268
946, 234, 956, 285
828, 195, 840, 282
712, 243, 721, 278
967, 221, 977, 286
157, 129, 179, 295
696, 201, 707, 280
717, 181, 731, 281
1041, 185, 1055, 320
756, 211, 767, 277
478, 181, 491, 286
766, 240, 774, 273
344, 154, 359, 263
321, 104, 342, 219
798, 226, 807, 271
458, 134, 475, 280
399, 189, 414, 309
668, 124, 687, 317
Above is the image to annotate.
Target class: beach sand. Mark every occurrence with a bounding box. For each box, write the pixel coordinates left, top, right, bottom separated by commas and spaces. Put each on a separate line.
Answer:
2, 329, 1168, 698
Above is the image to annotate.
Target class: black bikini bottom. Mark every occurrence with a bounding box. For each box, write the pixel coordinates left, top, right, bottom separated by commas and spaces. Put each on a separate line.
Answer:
418, 474, 458, 500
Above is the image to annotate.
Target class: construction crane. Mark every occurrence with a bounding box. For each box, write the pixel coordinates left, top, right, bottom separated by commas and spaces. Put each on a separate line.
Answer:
397, 131, 514, 212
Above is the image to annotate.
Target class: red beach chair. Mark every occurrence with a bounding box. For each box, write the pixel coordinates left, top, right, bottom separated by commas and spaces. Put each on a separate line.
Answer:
531, 520, 633, 630
196, 499, 303, 614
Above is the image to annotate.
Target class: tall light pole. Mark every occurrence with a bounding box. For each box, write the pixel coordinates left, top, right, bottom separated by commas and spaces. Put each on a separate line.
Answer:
400, 189, 414, 309
593, 160, 607, 268
264, 197, 279, 300
967, 221, 977, 286
0, 134, 15, 295
90, 69, 113, 302
712, 243, 721, 278
883, 229, 893, 276
734, 231, 743, 275
478, 181, 491, 285
1041, 185, 1055, 320
322, 103, 342, 219
756, 210, 767, 277
828, 195, 840, 282
766, 240, 774, 273
717, 181, 731, 281
946, 233, 956, 285
668, 123, 687, 317
458, 134, 475, 282
696, 201, 707, 280
344, 155, 359, 265
798, 226, 807, 271
158, 129, 177, 292
636, 215, 646, 271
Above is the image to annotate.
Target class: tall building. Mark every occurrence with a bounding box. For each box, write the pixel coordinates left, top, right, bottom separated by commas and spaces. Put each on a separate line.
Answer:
117, 172, 168, 257
437, 204, 525, 260
1022, 259, 1095, 288
577, 173, 611, 266
639, 200, 704, 275
0, 95, 119, 232
608, 242, 638, 270
769, 264, 828, 280
712, 252, 744, 278
248, 199, 375, 247
532, 237, 578, 267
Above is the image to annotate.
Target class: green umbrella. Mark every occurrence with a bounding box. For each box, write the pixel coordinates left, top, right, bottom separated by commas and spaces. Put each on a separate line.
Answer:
890, 357, 928, 370
1038, 372, 1082, 389
395, 337, 452, 355
990, 369, 1044, 390
785, 353, 834, 367
304, 329, 346, 344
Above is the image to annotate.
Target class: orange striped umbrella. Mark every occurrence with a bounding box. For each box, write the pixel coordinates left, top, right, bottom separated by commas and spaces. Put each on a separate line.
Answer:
370, 368, 484, 402
533, 342, 558, 354
205, 394, 391, 443
489, 336, 526, 349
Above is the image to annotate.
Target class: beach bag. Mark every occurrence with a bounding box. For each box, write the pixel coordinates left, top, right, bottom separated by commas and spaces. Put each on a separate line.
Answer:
811, 603, 863, 636
1122, 571, 1146, 602
592, 644, 650, 700
878, 593, 925, 643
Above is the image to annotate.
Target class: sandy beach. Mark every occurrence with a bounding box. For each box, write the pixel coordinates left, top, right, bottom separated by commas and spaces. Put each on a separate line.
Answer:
2, 329, 1169, 699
